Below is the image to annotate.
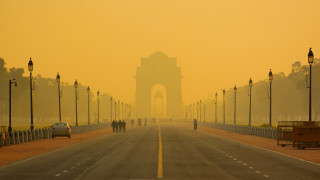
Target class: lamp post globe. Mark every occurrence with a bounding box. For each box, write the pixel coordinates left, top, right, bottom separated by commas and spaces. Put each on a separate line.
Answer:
308, 47, 314, 64
56, 73, 60, 83
269, 69, 273, 81
74, 80, 78, 88
28, 58, 33, 72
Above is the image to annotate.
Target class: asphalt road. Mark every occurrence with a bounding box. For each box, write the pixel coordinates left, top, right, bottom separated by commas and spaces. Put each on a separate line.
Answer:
0, 123, 319, 180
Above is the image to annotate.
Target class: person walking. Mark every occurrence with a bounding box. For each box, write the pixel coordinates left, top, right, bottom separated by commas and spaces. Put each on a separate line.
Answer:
111, 120, 115, 132
123, 121, 126, 133
118, 120, 122, 132
115, 120, 119, 133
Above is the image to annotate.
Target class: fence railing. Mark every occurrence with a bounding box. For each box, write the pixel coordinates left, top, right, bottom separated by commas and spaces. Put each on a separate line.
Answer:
0, 123, 110, 147
200, 122, 278, 139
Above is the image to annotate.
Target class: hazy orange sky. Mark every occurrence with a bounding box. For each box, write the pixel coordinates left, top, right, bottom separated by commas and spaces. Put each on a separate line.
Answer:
0, 0, 319, 104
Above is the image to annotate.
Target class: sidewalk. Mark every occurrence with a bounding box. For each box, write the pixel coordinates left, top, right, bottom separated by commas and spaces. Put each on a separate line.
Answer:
0, 127, 113, 166
198, 126, 320, 165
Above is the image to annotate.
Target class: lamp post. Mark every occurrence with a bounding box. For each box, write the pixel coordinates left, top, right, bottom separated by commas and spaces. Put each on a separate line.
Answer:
249, 78, 253, 126
308, 48, 314, 121
269, 70, 273, 127
215, 92, 218, 123
110, 97, 113, 121
234, 85, 237, 125
122, 102, 124, 121
28, 58, 34, 130
118, 100, 120, 120
204, 103, 205, 122
56, 73, 62, 122
200, 100, 202, 122
87, 86, 90, 125
9, 79, 17, 133
223, 89, 225, 124
197, 102, 199, 120
115, 101, 117, 121
74, 80, 78, 126
97, 91, 100, 124
193, 103, 195, 120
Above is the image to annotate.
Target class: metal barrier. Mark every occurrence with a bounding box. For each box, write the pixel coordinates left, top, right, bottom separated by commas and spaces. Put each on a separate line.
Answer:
277, 121, 320, 149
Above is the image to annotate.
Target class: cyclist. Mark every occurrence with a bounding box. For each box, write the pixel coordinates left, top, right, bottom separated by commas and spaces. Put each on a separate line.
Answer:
193, 119, 198, 131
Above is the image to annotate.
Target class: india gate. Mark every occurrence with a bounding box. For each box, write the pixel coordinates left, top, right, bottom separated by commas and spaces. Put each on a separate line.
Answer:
135, 52, 183, 119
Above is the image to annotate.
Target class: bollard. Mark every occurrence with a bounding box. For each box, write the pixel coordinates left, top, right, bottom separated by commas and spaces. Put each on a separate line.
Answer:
32, 130, 36, 141
39, 128, 43, 139
15, 131, 20, 144
19, 130, 24, 143
28, 130, 32, 141
5, 132, 10, 145
10, 131, 15, 145
24, 130, 28, 142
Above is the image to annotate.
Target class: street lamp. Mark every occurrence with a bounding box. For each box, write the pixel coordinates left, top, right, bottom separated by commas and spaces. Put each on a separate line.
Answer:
200, 100, 202, 122
193, 103, 195, 120
97, 91, 100, 124
269, 69, 273, 127
249, 78, 253, 126
308, 48, 314, 121
234, 85, 237, 125
197, 102, 199, 120
74, 80, 78, 126
215, 92, 218, 123
223, 89, 225, 124
87, 86, 90, 125
9, 79, 17, 133
56, 73, 62, 122
28, 58, 34, 131
115, 101, 117, 121
110, 97, 113, 121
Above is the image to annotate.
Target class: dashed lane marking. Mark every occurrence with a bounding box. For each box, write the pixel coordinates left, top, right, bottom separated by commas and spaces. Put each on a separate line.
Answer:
63, 170, 68, 173
255, 171, 261, 173
56, 174, 61, 177
263, 175, 269, 178
249, 167, 254, 169
71, 167, 75, 169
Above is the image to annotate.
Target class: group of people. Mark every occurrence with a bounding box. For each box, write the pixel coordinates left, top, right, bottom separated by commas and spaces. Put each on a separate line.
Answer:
111, 120, 126, 133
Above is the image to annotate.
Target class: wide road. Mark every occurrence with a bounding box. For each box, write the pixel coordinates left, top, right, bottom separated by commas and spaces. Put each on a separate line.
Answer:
0, 123, 319, 179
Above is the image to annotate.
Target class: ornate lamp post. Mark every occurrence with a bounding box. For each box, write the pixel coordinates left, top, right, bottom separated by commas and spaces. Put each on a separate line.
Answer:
9, 79, 17, 133
308, 48, 314, 121
97, 91, 100, 124
115, 101, 117, 121
56, 73, 62, 122
234, 85, 237, 125
87, 86, 90, 125
215, 92, 218, 123
249, 78, 253, 126
74, 80, 78, 126
223, 89, 225, 124
28, 58, 34, 130
269, 70, 273, 127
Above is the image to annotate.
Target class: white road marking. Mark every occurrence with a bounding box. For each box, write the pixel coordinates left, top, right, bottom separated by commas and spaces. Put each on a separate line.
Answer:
229, 156, 233, 158
77, 163, 81, 165
63, 170, 68, 173
82, 161, 86, 163
238, 161, 242, 163
249, 167, 254, 169
255, 171, 261, 173
263, 175, 269, 178
233, 158, 237, 160
242, 163, 247, 166
56, 174, 61, 177
71, 167, 75, 169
